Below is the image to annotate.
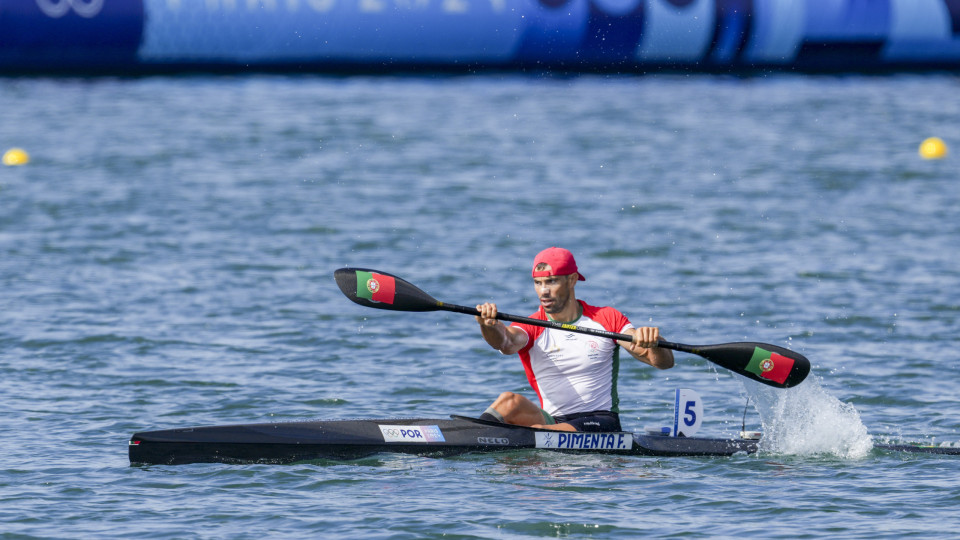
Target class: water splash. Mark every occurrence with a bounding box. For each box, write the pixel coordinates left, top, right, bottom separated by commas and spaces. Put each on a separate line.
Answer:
746, 377, 873, 459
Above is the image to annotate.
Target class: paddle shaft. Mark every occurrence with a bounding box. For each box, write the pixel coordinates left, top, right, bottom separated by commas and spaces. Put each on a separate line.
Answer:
438, 301, 685, 350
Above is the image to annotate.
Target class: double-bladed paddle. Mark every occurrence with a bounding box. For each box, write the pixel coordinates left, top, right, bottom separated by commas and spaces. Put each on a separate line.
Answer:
334, 267, 810, 389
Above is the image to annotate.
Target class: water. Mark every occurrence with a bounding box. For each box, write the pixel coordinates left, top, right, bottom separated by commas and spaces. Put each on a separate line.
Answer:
2, 73, 959, 538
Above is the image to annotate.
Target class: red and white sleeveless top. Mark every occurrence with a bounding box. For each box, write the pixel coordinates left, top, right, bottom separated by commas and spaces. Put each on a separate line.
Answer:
508, 301, 633, 417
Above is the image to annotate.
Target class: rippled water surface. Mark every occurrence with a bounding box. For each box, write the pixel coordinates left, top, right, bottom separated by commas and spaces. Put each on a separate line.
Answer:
2, 73, 960, 538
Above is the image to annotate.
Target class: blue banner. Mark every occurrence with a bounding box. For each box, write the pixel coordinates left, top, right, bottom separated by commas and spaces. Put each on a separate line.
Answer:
0, 0, 143, 69
3, 0, 960, 72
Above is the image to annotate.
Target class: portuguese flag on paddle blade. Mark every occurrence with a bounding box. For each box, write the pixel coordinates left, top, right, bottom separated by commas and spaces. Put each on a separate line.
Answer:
745, 347, 795, 384
355, 270, 396, 304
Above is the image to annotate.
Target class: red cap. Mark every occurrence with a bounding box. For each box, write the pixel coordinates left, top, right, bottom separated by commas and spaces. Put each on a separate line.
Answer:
532, 247, 585, 281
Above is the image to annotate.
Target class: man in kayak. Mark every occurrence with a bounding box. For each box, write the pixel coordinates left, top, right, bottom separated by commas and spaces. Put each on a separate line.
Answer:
475, 247, 674, 432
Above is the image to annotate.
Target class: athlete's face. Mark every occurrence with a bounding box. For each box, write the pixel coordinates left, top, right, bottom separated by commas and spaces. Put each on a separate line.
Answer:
532, 273, 577, 315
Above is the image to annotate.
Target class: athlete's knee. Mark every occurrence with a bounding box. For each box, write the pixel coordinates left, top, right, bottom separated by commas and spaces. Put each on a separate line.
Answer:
492, 391, 527, 412
503, 391, 531, 408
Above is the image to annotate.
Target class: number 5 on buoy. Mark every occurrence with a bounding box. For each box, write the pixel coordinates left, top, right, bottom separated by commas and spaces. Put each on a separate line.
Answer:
673, 388, 703, 437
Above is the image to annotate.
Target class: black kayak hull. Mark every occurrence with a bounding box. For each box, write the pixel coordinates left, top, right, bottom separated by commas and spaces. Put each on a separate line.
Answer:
129, 415, 758, 465
129, 415, 960, 465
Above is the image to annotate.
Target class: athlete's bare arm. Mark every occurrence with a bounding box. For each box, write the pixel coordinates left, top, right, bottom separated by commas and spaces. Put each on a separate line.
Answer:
619, 327, 674, 369
476, 303, 527, 355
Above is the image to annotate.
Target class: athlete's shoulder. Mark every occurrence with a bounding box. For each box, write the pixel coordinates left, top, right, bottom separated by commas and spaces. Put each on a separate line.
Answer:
580, 301, 624, 318
510, 306, 547, 335
580, 301, 631, 333
509, 307, 546, 353
527, 306, 548, 321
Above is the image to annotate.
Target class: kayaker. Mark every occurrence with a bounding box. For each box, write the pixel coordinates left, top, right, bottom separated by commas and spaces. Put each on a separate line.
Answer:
475, 247, 674, 432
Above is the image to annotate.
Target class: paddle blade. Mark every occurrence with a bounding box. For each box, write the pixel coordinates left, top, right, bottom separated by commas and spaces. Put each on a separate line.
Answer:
334, 268, 442, 312
674, 342, 810, 388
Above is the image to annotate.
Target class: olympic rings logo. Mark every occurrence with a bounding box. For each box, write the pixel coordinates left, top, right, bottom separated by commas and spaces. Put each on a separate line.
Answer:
36, 0, 104, 18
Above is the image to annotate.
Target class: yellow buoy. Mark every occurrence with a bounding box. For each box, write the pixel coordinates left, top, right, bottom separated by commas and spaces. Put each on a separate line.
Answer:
3, 148, 30, 166
919, 137, 948, 160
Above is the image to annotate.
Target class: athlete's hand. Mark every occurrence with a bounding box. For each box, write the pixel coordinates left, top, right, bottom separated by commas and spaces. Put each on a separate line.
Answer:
623, 327, 674, 369
632, 327, 661, 349
476, 303, 500, 327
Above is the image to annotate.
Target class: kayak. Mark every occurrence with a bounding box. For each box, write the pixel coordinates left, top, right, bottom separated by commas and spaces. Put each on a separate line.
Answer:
129, 414, 960, 465
129, 415, 760, 465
